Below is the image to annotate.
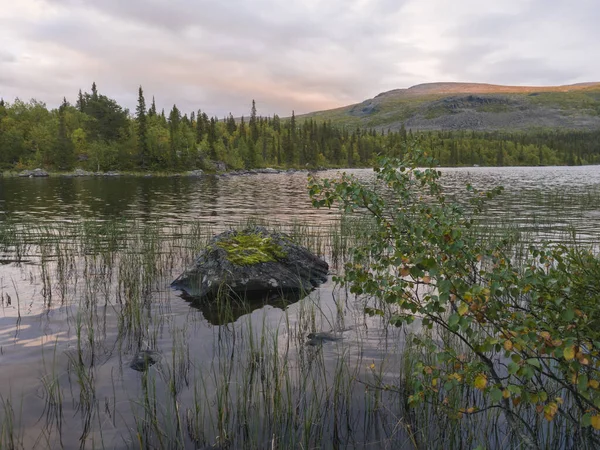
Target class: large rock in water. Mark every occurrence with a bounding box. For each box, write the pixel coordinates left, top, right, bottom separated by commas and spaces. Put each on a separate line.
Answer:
171, 227, 329, 301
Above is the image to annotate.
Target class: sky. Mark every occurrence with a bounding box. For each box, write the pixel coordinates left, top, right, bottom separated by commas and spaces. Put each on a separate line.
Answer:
0, 0, 598, 117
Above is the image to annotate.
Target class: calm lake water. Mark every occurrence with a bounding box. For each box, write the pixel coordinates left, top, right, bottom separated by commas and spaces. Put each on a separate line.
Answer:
0, 166, 599, 449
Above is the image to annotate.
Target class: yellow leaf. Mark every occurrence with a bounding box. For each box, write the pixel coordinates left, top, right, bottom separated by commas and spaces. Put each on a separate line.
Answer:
449, 373, 462, 382
514, 342, 523, 351
591, 415, 600, 430
589, 380, 599, 390
544, 403, 558, 422
474, 374, 487, 390
458, 303, 469, 316
422, 275, 431, 284
503, 340, 513, 351
502, 389, 510, 399
564, 346, 576, 361
369, 363, 375, 370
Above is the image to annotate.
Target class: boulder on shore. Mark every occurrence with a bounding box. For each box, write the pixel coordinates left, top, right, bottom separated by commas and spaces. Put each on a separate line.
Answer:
18, 168, 49, 177
171, 227, 329, 302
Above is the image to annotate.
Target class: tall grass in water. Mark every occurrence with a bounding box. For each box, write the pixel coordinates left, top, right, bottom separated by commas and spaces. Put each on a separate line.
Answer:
0, 213, 599, 449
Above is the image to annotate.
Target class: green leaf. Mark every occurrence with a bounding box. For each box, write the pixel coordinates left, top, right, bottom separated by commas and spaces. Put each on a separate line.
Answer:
561, 309, 575, 322
526, 358, 541, 369
448, 313, 460, 328
490, 387, 503, 402
507, 385, 522, 395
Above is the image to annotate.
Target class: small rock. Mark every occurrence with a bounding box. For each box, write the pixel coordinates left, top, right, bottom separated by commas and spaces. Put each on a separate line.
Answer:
214, 161, 227, 172
130, 350, 161, 372
67, 168, 93, 177
306, 332, 342, 346
186, 169, 204, 177
257, 168, 281, 174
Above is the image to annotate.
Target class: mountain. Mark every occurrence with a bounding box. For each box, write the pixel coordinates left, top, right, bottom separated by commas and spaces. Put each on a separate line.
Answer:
302, 82, 600, 132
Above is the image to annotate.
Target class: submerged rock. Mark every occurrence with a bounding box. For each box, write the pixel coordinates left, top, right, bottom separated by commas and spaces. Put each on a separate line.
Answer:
130, 350, 161, 371
18, 168, 49, 177
306, 331, 343, 346
171, 227, 329, 303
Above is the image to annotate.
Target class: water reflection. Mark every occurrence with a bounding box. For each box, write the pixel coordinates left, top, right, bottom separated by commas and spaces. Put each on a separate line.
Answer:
181, 288, 308, 326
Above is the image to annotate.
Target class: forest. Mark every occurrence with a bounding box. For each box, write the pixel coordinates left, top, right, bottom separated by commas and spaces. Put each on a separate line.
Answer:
1, 83, 599, 172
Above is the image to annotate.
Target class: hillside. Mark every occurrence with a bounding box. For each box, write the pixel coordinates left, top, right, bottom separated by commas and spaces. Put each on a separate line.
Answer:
302, 82, 600, 131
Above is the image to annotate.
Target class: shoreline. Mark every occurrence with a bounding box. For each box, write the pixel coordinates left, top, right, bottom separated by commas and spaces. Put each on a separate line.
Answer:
0, 167, 337, 179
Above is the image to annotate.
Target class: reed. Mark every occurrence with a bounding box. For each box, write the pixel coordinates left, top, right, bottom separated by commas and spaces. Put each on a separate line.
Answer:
0, 208, 599, 449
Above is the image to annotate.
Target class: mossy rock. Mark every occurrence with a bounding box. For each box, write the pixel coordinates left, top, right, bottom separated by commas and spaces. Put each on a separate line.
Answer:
171, 227, 329, 321
216, 233, 286, 266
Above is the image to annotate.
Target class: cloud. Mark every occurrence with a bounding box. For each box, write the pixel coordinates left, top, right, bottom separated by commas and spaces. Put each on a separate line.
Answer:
0, 0, 598, 116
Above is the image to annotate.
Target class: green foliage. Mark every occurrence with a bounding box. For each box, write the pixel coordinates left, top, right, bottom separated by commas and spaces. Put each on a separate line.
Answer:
216, 232, 286, 266
2, 84, 600, 172
309, 146, 600, 446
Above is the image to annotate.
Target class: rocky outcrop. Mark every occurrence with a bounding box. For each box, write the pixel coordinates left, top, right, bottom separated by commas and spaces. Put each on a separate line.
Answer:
171, 227, 329, 302
18, 168, 49, 177
65, 168, 93, 177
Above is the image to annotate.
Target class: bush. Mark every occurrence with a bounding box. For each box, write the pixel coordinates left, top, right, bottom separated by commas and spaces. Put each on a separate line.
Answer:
309, 147, 600, 448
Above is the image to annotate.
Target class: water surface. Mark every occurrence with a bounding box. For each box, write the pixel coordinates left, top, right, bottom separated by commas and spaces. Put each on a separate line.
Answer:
0, 166, 599, 449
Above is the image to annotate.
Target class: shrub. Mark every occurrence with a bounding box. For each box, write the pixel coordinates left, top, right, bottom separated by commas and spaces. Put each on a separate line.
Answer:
309, 147, 600, 448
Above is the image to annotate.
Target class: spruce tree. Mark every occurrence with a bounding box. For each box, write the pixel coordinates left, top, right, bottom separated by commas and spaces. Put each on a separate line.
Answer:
55, 97, 75, 170
76, 89, 85, 112
148, 96, 157, 117
168, 104, 181, 169
136, 86, 148, 168
208, 117, 217, 160
249, 99, 259, 143
196, 110, 205, 143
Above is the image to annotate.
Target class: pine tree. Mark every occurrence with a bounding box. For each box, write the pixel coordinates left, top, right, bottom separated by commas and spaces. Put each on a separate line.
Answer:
168, 104, 181, 169
148, 96, 157, 117
226, 113, 237, 134
55, 97, 75, 170
91, 82, 98, 100
196, 110, 205, 143
136, 86, 148, 168
208, 117, 217, 160
249, 99, 259, 143
76, 89, 85, 112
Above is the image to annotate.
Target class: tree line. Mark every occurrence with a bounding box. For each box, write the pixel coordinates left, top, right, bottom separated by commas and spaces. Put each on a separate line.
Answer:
1, 83, 600, 172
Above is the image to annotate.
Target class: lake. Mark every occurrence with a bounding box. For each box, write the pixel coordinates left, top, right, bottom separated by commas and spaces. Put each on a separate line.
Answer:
0, 166, 599, 449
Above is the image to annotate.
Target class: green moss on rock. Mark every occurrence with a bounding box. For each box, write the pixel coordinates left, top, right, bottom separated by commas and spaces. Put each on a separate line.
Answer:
216, 232, 286, 266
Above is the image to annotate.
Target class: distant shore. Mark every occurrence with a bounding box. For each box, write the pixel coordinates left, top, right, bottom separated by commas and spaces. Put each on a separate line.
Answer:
0, 167, 335, 179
